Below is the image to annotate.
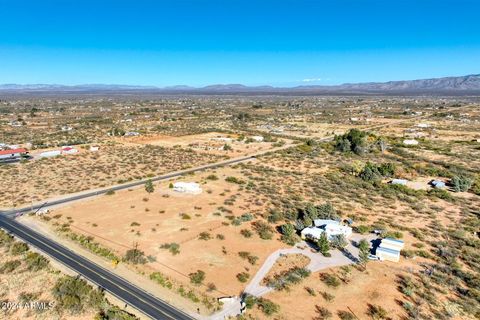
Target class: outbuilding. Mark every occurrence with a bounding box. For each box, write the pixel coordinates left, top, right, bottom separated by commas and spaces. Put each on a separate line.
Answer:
403, 139, 419, 146
431, 180, 446, 189
376, 246, 401, 262
173, 182, 202, 194
391, 179, 408, 186
0, 148, 29, 162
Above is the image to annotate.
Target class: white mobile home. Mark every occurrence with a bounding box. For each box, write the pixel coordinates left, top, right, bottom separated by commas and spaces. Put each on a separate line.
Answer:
0, 148, 29, 162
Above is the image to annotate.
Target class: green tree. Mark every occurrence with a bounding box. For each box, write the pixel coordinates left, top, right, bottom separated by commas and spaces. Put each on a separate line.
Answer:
451, 175, 473, 192
330, 234, 348, 249
317, 232, 330, 256
358, 239, 370, 267
145, 179, 154, 193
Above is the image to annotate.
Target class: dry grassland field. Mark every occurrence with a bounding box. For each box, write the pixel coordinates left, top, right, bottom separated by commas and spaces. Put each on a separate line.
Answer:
1, 96, 480, 320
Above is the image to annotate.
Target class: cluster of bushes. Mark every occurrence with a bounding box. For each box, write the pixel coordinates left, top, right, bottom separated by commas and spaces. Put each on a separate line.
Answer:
264, 266, 311, 291
295, 202, 339, 231
225, 176, 245, 184
123, 248, 147, 264
252, 220, 274, 240
53, 275, 138, 319
189, 270, 206, 285
243, 295, 280, 316
359, 162, 396, 182
238, 251, 259, 265
65, 232, 119, 261
334, 129, 385, 155
160, 242, 180, 255
150, 272, 174, 289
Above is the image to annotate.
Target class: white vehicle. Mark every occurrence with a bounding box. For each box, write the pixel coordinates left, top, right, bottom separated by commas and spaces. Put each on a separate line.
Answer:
368, 254, 381, 260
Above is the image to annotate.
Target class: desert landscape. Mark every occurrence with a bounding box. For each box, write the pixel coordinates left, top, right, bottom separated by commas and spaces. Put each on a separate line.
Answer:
2, 94, 479, 320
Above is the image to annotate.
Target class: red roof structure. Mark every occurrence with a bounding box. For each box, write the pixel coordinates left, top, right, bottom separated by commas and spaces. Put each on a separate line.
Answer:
0, 148, 28, 156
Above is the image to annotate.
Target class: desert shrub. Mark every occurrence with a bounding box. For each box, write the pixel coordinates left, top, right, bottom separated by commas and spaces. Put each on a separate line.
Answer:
160, 243, 180, 255
0, 230, 14, 247
240, 229, 253, 238
428, 188, 453, 201
321, 274, 341, 288
144, 179, 154, 193
237, 272, 250, 283
189, 270, 205, 285
180, 213, 191, 220
367, 304, 388, 319
252, 220, 274, 240
206, 174, 218, 180
150, 272, 173, 289
123, 248, 147, 264
315, 305, 333, 319
266, 267, 311, 291
451, 175, 473, 192
354, 225, 372, 234
321, 291, 335, 302
198, 232, 212, 240
10, 242, 29, 255
257, 298, 280, 316
337, 310, 355, 320
243, 294, 257, 309
305, 286, 316, 296
52, 276, 104, 314
95, 305, 138, 320
105, 190, 115, 195
225, 176, 245, 184
24, 252, 49, 271
0, 259, 22, 273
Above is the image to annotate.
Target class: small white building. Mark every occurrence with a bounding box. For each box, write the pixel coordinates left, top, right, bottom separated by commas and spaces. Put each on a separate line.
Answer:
376, 247, 401, 262
61, 146, 79, 154
375, 238, 404, 262
173, 182, 202, 194
89, 146, 100, 152
391, 179, 408, 185
125, 131, 140, 136
250, 136, 264, 142
39, 150, 62, 158
417, 123, 430, 128
403, 139, 419, 146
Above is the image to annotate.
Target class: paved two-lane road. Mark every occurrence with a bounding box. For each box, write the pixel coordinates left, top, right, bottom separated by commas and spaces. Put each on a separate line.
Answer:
0, 215, 195, 320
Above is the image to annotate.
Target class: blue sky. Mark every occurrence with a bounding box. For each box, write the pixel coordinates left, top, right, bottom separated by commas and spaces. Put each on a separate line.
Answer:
0, 0, 479, 86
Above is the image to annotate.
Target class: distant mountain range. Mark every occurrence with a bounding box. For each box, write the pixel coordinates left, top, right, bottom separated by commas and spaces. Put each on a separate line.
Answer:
1, 74, 480, 95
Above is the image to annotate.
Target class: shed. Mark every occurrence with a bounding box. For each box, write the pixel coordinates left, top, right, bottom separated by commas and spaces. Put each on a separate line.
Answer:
431, 180, 446, 189
376, 246, 401, 262
173, 182, 202, 194
39, 150, 62, 158
379, 238, 404, 252
403, 139, 419, 146
391, 179, 408, 185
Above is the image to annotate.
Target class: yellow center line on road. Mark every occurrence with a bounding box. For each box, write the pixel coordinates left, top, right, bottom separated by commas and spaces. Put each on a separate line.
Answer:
1, 218, 186, 320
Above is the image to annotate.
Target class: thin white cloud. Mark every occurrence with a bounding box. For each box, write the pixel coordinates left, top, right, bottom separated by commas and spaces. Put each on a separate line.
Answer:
302, 78, 324, 82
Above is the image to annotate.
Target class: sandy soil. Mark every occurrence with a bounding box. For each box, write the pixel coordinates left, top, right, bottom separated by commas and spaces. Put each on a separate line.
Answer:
32, 166, 288, 298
